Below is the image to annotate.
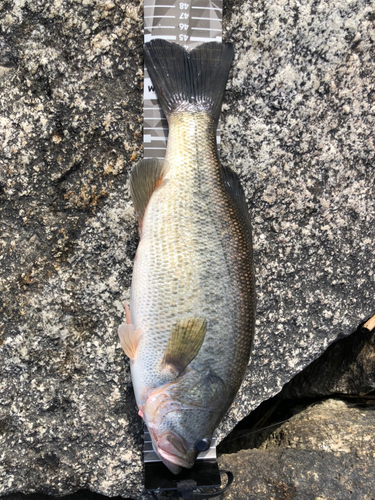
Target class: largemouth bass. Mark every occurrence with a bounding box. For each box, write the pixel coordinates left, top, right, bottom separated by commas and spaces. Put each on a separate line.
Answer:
119, 39, 255, 474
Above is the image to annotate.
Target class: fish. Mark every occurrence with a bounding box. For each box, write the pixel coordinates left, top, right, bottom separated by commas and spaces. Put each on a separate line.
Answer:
118, 39, 255, 474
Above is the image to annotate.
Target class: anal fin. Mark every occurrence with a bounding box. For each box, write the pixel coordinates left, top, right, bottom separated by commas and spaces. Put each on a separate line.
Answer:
130, 159, 169, 227
161, 317, 207, 376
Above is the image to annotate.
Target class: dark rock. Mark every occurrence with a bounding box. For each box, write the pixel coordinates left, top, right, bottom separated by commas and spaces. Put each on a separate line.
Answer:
257, 398, 375, 456
219, 399, 375, 499
281, 320, 375, 399
0, 492, 130, 500
219, 448, 375, 500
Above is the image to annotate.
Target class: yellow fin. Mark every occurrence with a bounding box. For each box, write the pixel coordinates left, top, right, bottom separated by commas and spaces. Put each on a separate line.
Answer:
118, 323, 142, 360
161, 317, 207, 376
130, 159, 169, 226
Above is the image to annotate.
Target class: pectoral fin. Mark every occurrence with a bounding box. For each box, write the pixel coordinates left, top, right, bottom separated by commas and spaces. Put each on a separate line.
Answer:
161, 317, 207, 376
130, 159, 169, 226
118, 323, 142, 360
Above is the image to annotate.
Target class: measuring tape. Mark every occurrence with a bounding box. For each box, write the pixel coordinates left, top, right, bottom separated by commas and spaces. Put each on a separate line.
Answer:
143, 0, 223, 160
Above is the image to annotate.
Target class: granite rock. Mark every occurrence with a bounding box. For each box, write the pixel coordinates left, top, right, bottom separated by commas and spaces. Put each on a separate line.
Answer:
0, 0, 144, 497
221, 0, 375, 433
1, 0, 375, 497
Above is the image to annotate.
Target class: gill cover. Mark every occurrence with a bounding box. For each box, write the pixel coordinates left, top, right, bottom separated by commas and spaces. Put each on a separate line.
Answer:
143, 367, 227, 474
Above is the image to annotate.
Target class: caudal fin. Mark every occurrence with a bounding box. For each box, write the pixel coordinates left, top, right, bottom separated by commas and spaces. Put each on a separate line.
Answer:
144, 39, 234, 122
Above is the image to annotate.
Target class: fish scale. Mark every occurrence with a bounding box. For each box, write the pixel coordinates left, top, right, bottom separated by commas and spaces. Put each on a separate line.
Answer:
119, 39, 255, 474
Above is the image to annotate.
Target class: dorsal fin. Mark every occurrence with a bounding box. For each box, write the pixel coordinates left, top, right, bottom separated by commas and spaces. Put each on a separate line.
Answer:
130, 159, 169, 225
161, 317, 207, 376
221, 165, 252, 236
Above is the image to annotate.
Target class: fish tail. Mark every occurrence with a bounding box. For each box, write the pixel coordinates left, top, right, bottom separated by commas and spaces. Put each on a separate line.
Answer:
144, 39, 234, 122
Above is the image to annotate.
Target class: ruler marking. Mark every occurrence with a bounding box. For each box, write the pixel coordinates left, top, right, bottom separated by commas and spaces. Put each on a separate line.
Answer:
191, 16, 221, 20
145, 25, 176, 29
144, 15, 176, 18
192, 27, 221, 31
144, 4, 176, 7
191, 6, 221, 10
190, 35, 220, 42
144, 35, 177, 40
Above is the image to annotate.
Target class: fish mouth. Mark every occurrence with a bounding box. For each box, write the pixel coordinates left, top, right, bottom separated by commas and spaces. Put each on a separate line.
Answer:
155, 432, 195, 473
158, 455, 182, 475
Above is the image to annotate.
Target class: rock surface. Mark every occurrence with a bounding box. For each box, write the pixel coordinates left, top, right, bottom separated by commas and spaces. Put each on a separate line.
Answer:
218, 399, 375, 499
1, 0, 375, 497
281, 320, 375, 398
257, 398, 375, 457
219, 448, 375, 500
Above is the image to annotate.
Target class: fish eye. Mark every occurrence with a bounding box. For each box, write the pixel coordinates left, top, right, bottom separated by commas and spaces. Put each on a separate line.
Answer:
195, 438, 211, 452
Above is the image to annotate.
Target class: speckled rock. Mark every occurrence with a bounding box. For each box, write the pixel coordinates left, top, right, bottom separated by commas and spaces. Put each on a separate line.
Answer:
1, 0, 375, 497
218, 399, 375, 499
220, 0, 375, 433
0, 0, 144, 497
